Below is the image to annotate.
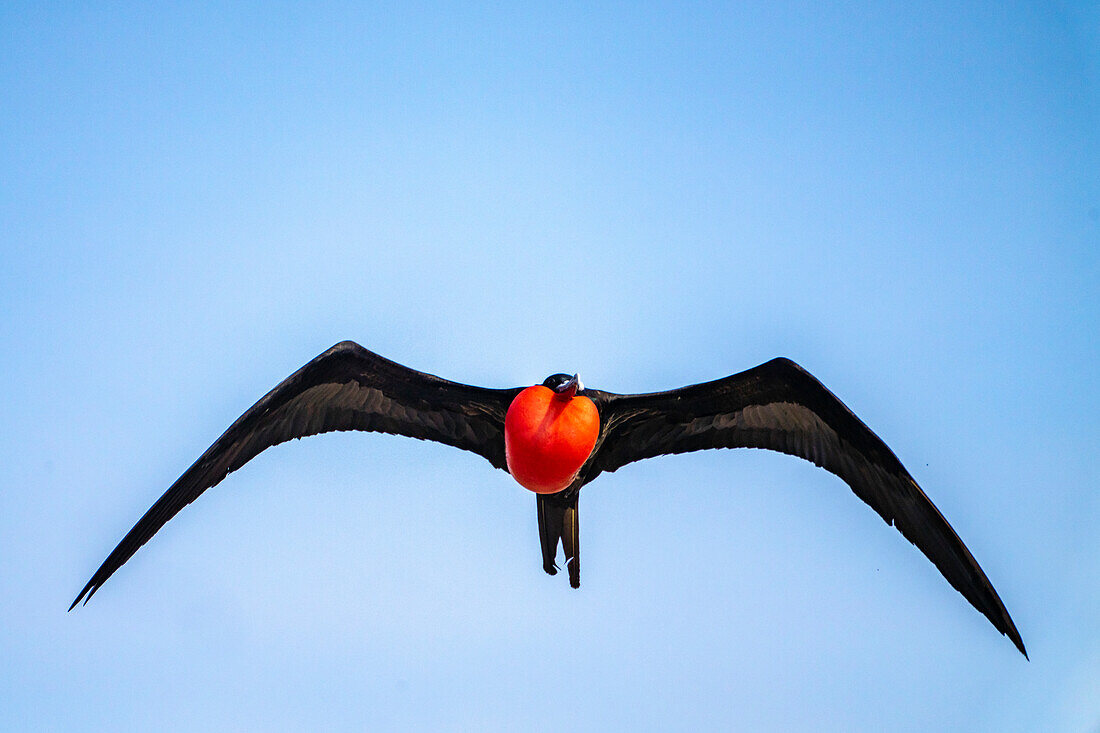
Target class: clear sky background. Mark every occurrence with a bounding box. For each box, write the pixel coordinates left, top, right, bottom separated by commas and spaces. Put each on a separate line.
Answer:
2, 2, 1098, 731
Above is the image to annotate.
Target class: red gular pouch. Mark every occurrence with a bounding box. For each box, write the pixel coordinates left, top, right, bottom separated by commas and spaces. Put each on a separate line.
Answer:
504, 385, 599, 494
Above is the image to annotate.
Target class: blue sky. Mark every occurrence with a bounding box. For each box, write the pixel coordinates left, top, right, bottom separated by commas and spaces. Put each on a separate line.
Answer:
2, 2, 1098, 730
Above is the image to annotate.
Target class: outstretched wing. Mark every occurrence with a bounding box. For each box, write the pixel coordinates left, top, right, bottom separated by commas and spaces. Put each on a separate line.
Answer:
585, 358, 1025, 656
72, 341, 520, 609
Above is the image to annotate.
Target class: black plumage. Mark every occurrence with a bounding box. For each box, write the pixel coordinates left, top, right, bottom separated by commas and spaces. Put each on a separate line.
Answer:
71, 342, 520, 609
72, 341, 1025, 657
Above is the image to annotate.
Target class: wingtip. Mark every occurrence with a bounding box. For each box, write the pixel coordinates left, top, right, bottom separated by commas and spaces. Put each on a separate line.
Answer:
1010, 631, 1028, 660
68, 581, 98, 612
990, 593, 1027, 658
991, 606, 1027, 658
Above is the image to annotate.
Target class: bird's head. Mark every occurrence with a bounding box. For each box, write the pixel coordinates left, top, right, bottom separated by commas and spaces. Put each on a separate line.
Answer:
542, 373, 583, 400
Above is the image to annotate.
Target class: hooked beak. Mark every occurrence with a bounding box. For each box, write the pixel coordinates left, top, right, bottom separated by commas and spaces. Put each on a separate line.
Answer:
554, 373, 582, 400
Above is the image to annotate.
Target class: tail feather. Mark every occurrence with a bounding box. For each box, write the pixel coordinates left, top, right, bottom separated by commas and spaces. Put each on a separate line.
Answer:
536, 494, 560, 576
562, 498, 579, 588
536, 493, 580, 587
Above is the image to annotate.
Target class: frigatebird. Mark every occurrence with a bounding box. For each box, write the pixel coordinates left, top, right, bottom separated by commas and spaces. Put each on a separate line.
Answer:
71, 341, 1026, 656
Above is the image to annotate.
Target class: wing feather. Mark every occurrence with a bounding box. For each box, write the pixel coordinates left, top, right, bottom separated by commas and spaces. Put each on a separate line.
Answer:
71, 341, 519, 608
586, 358, 1026, 656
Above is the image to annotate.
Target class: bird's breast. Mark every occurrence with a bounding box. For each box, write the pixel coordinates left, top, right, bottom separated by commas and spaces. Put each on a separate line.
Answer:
504, 386, 599, 494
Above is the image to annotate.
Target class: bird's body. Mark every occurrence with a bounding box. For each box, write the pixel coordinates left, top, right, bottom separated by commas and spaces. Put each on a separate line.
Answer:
72, 341, 1026, 656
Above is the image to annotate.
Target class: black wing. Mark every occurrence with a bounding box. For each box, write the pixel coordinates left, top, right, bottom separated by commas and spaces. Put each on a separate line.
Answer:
585, 358, 1025, 656
72, 341, 520, 609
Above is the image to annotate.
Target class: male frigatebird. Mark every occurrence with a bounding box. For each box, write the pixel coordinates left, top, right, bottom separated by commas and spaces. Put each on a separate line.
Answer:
72, 341, 1026, 656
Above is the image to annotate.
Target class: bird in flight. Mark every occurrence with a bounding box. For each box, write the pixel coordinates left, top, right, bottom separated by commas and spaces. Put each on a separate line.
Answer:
71, 341, 1025, 656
